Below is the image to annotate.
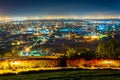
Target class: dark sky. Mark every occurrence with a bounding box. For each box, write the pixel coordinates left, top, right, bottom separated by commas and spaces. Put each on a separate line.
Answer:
0, 0, 119, 17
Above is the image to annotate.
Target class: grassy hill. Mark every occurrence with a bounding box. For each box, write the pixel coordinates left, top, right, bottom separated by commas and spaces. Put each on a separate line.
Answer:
0, 69, 120, 80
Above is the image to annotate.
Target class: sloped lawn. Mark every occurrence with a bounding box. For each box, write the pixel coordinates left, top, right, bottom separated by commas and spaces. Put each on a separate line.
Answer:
0, 69, 120, 80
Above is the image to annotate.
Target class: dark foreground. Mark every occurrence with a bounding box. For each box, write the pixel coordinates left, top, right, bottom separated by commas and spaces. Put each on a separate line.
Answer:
0, 69, 120, 80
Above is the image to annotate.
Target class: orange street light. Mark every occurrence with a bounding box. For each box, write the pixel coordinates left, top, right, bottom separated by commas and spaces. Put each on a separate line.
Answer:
25, 47, 30, 52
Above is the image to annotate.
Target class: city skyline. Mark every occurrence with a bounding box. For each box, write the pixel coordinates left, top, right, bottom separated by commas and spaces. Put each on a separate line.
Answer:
0, 0, 119, 17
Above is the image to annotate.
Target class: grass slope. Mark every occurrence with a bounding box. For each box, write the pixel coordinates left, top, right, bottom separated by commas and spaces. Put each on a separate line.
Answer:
0, 69, 120, 80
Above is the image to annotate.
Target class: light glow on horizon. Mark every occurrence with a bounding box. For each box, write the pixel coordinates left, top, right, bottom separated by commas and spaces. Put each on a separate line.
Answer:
0, 15, 120, 22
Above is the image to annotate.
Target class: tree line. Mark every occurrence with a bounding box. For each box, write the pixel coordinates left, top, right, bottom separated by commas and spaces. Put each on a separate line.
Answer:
0, 39, 120, 60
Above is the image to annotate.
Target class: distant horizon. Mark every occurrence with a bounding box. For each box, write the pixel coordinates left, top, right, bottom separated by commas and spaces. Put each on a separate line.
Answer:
1, 15, 120, 21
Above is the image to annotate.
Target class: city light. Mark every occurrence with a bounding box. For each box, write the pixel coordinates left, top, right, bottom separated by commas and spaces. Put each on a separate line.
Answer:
0, 16, 120, 22
25, 48, 30, 52
103, 60, 113, 64
91, 35, 99, 40
11, 61, 20, 65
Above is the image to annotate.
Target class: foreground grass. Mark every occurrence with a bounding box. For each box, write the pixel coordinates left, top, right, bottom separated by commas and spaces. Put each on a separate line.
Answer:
0, 69, 120, 80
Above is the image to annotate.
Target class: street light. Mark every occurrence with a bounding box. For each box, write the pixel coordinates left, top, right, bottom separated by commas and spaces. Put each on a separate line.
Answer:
25, 47, 30, 52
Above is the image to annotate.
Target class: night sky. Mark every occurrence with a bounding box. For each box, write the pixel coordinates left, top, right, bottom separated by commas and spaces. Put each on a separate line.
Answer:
0, 0, 119, 17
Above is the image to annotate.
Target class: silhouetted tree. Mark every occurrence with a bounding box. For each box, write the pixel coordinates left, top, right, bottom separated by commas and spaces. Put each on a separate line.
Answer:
96, 39, 120, 59
80, 50, 96, 60
4, 47, 19, 58
65, 48, 80, 58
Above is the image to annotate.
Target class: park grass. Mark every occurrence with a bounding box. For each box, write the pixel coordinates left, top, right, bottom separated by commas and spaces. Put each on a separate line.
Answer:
0, 69, 120, 80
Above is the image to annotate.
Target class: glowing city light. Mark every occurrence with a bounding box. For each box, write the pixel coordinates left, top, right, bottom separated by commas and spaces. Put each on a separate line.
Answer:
91, 35, 99, 39
103, 60, 113, 64
11, 61, 19, 65
25, 48, 30, 52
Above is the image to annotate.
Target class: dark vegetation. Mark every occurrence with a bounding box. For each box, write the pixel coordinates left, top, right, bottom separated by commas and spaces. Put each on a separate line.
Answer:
0, 38, 120, 70
1, 36, 120, 60
63, 39, 120, 59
